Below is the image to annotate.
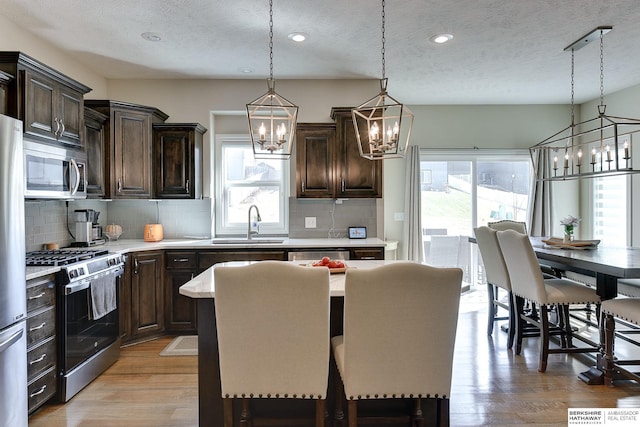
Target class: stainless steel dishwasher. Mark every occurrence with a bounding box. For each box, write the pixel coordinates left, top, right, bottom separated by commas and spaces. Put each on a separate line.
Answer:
287, 250, 350, 261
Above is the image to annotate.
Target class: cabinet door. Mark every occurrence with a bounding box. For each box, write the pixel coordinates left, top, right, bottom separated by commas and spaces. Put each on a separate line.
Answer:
153, 124, 205, 199
113, 109, 153, 198
23, 69, 56, 142
296, 123, 335, 198
130, 251, 164, 338
57, 85, 84, 147
164, 270, 197, 332
334, 111, 383, 198
84, 108, 108, 197
23, 69, 84, 147
164, 251, 197, 332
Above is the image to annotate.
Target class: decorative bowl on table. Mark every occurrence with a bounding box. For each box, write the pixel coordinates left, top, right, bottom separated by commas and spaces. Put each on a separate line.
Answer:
103, 224, 123, 241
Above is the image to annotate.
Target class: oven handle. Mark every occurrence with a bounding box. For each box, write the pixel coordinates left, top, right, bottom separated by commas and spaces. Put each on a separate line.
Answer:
65, 266, 124, 295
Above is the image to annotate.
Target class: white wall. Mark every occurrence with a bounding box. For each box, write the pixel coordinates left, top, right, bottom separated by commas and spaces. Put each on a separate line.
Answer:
0, 14, 108, 97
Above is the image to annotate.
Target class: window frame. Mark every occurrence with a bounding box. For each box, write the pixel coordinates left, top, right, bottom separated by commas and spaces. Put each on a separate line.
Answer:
419, 148, 533, 232
214, 134, 289, 236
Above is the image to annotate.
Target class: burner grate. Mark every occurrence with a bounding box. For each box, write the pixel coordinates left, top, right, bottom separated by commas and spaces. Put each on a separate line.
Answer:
26, 248, 109, 267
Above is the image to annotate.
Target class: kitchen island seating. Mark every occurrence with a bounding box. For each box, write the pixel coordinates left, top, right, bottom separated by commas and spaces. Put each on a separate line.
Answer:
474, 226, 516, 347
496, 230, 602, 372
213, 261, 331, 427
331, 262, 463, 426
602, 297, 640, 385
487, 219, 527, 233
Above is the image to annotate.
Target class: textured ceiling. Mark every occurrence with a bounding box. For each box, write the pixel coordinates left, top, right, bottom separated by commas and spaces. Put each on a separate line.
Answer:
3, 0, 640, 104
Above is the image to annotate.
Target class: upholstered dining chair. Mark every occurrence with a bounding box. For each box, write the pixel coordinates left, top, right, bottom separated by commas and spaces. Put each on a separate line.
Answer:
214, 261, 331, 427
487, 219, 527, 234
602, 297, 640, 385
331, 262, 463, 426
474, 226, 515, 347
496, 230, 602, 372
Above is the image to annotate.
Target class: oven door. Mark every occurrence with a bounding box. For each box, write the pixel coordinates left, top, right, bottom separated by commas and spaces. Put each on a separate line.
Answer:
24, 140, 86, 200
60, 273, 121, 374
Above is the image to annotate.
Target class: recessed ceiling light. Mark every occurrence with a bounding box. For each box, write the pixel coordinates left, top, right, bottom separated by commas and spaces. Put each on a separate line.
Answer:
238, 67, 255, 74
288, 32, 308, 43
141, 32, 162, 42
429, 33, 454, 44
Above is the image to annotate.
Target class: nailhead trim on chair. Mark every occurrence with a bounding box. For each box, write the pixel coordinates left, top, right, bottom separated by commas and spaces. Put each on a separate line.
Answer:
346, 393, 446, 400
228, 393, 319, 399
603, 310, 640, 325
512, 291, 597, 305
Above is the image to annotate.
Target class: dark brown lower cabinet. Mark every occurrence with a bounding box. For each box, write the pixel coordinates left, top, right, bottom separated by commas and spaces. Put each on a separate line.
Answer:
164, 251, 198, 333
121, 250, 164, 344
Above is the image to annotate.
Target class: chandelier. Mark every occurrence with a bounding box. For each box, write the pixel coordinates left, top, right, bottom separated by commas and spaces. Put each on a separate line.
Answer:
530, 26, 640, 181
351, 0, 414, 160
246, 0, 298, 160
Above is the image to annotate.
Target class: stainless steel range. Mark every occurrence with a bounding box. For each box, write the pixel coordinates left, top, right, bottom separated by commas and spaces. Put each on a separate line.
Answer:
26, 248, 126, 402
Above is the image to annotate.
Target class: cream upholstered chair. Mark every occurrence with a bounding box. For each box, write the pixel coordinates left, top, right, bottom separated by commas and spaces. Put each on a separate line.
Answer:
331, 262, 463, 426
474, 226, 515, 347
496, 229, 601, 372
487, 219, 527, 234
214, 261, 330, 427
602, 297, 640, 385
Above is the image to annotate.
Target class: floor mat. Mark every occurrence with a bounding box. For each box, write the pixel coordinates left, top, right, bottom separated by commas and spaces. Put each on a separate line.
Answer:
160, 336, 198, 356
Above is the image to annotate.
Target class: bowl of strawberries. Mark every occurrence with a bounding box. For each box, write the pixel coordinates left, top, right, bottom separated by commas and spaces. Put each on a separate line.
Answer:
310, 256, 347, 273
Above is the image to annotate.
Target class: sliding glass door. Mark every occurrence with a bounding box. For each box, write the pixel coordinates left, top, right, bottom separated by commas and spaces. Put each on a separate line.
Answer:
420, 150, 532, 289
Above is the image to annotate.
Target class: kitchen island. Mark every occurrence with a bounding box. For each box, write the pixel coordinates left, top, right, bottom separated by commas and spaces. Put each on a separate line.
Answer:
180, 260, 451, 427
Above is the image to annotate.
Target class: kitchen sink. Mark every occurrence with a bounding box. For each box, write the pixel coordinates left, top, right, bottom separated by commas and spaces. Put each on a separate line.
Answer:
210, 238, 285, 245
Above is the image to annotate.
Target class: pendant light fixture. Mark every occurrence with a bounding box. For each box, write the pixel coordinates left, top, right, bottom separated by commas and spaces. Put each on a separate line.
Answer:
530, 26, 640, 181
246, 0, 298, 160
351, 0, 414, 160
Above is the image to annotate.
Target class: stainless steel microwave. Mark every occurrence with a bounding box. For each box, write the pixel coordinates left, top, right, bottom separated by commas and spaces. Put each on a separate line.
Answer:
23, 140, 87, 200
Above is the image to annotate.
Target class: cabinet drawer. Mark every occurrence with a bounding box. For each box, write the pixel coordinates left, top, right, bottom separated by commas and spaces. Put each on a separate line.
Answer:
26, 276, 56, 313
350, 248, 385, 260
28, 367, 57, 414
27, 336, 56, 382
165, 251, 197, 270
27, 307, 56, 348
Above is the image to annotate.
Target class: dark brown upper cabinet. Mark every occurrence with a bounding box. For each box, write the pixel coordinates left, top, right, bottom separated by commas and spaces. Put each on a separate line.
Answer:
296, 109, 382, 199
84, 107, 109, 198
85, 100, 168, 199
0, 52, 91, 148
153, 123, 207, 199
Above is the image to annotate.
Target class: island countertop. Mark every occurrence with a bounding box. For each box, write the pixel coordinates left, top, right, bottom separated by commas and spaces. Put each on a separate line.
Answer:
179, 259, 401, 299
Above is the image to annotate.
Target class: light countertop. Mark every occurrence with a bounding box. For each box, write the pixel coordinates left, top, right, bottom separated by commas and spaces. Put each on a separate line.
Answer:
179, 259, 404, 299
26, 237, 388, 280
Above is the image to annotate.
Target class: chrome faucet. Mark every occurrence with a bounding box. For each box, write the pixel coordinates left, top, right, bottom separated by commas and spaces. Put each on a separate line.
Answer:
247, 205, 262, 240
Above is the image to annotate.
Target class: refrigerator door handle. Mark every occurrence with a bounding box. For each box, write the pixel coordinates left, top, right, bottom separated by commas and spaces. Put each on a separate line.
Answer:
0, 328, 23, 354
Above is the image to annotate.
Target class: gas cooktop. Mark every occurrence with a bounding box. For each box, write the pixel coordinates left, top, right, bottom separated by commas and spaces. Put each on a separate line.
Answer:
26, 248, 109, 267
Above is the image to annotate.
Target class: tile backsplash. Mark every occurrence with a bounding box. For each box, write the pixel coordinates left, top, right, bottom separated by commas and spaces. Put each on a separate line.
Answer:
25, 197, 377, 252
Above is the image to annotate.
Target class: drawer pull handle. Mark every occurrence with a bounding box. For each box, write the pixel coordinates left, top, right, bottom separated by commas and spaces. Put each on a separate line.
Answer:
29, 322, 46, 332
30, 385, 47, 398
173, 258, 190, 262
28, 292, 46, 300
29, 353, 47, 365
360, 256, 376, 260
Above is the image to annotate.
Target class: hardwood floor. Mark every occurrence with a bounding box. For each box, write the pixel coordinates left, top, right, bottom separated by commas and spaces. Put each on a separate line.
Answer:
29, 290, 640, 426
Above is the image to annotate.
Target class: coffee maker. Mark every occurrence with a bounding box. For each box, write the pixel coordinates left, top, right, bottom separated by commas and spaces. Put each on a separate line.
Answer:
72, 209, 105, 246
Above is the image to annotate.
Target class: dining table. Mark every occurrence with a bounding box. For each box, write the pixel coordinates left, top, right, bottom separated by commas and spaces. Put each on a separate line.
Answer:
530, 237, 640, 384
179, 259, 451, 427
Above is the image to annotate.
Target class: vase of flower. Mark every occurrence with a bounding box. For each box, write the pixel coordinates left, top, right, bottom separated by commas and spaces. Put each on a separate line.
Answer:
560, 215, 581, 243
563, 225, 574, 243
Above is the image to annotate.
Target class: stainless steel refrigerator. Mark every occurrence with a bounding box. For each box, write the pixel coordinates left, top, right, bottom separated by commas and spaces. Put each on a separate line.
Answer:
0, 114, 28, 427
